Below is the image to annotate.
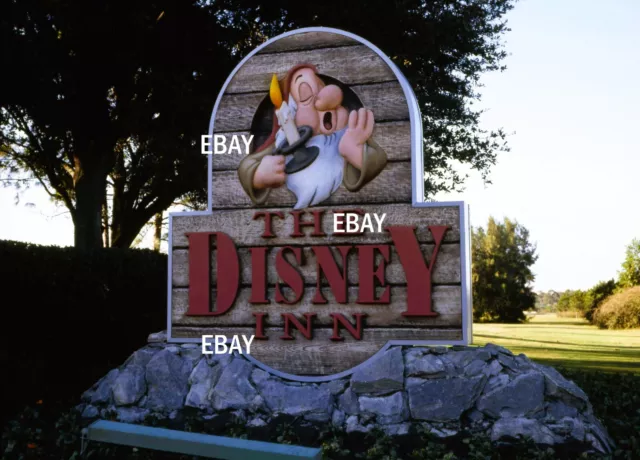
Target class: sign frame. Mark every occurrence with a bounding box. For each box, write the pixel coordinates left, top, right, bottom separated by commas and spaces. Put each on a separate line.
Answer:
166, 27, 473, 381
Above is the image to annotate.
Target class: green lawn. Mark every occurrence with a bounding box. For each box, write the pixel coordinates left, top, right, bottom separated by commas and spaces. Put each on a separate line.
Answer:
472, 313, 640, 373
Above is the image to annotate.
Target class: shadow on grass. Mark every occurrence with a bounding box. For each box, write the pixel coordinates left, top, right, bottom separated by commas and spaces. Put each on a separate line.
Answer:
475, 334, 640, 351
525, 321, 589, 326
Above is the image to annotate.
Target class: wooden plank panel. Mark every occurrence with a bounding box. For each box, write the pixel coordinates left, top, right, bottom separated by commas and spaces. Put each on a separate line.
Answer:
212, 82, 409, 133
172, 286, 462, 327
172, 243, 461, 287
211, 161, 411, 208
210, 121, 411, 171
171, 327, 463, 375
257, 32, 359, 54
171, 203, 461, 247
226, 45, 394, 94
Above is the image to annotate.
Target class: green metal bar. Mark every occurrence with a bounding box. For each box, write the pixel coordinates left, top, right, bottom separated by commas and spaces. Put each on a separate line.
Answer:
86, 420, 322, 460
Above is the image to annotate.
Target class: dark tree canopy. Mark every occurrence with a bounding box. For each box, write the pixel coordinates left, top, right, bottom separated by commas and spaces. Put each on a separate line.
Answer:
1, 0, 515, 249
472, 217, 537, 323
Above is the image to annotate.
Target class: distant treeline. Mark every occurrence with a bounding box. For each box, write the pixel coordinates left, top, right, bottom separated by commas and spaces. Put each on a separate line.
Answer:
535, 239, 640, 329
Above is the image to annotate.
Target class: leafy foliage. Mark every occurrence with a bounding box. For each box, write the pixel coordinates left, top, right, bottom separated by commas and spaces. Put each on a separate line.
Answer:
592, 286, 640, 330
472, 217, 538, 323
618, 238, 640, 289
0, 239, 167, 427
1, 0, 516, 248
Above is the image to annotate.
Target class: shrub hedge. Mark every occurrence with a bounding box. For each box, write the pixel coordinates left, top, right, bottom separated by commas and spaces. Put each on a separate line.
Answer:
0, 240, 168, 425
592, 286, 640, 329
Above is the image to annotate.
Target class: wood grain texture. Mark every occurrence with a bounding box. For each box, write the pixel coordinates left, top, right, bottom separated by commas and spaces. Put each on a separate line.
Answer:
226, 45, 395, 94
211, 161, 411, 208
172, 286, 461, 327
172, 327, 463, 375
210, 121, 411, 171
256, 32, 359, 54
212, 82, 408, 133
171, 203, 461, 248
172, 243, 461, 288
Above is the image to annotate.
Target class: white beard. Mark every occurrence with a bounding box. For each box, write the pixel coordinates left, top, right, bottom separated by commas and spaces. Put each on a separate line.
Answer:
285, 129, 346, 209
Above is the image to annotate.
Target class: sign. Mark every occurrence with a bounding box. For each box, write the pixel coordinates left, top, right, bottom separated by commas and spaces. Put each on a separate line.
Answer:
168, 28, 472, 380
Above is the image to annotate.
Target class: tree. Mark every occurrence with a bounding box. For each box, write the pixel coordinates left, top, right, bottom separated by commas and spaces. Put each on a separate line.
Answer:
1, 0, 515, 249
535, 290, 562, 311
618, 238, 640, 289
585, 279, 617, 322
472, 217, 538, 323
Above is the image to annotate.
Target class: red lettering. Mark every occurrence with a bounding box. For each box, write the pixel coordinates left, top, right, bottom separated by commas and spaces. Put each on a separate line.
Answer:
330, 313, 366, 340
253, 312, 268, 340
186, 232, 239, 316
281, 313, 316, 340
312, 246, 351, 304
388, 225, 449, 317
290, 210, 326, 237
357, 245, 390, 304
253, 211, 284, 238
275, 246, 304, 304
249, 247, 269, 304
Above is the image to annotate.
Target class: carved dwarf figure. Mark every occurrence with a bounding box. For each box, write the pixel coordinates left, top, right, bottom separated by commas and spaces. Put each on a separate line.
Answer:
238, 64, 387, 209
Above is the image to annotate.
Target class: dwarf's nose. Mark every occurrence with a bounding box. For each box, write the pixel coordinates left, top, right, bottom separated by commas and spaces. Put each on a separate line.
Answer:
315, 84, 343, 111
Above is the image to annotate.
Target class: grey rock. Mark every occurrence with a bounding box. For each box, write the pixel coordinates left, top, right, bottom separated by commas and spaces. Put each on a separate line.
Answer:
211, 358, 257, 411
147, 330, 167, 343
546, 401, 578, 420
116, 407, 150, 424
447, 350, 477, 369
332, 409, 346, 428
91, 369, 119, 404
81, 405, 99, 419
407, 375, 486, 421
327, 379, 348, 395
491, 417, 555, 445
247, 416, 267, 428
429, 427, 458, 438
185, 359, 221, 409
484, 343, 514, 356
467, 409, 484, 424
351, 347, 403, 394
126, 348, 160, 368
534, 364, 589, 404
486, 373, 509, 392
464, 359, 487, 376
145, 349, 192, 411
359, 392, 407, 423
515, 354, 533, 370
251, 369, 270, 386
207, 353, 233, 367
166, 345, 180, 354
181, 346, 204, 363
346, 415, 369, 434
548, 417, 585, 442
406, 353, 446, 378
484, 360, 503, 377
476, 349, 492, 361
497, 353, 519, 371
477, 372, 545, 418
382, 423, 411, 436
259, 380, 331, 420
430, 346, 449, 354
585, 413, 614, 454
113, 365, 146, 406
231, 410, 247, 423
337, 387, 360, 415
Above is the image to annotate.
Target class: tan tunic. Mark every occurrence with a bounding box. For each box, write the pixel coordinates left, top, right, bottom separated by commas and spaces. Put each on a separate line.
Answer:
237, 139, 388, 205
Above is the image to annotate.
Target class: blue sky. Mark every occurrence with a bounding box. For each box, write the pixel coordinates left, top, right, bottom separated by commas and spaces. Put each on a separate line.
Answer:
1, 0, 638, 291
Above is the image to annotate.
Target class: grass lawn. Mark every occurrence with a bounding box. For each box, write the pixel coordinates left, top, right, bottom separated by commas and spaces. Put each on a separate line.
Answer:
473, 313, 640, 373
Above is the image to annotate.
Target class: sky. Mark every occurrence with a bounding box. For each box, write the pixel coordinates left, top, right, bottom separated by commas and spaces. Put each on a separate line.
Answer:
1, 0, 639, 291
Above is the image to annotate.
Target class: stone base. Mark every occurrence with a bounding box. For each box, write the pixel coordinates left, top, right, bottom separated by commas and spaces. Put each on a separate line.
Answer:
78, 336, 614, 455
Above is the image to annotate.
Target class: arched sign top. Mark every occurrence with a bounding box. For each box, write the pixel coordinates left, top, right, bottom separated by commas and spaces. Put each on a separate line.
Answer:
168, 28, 471, 382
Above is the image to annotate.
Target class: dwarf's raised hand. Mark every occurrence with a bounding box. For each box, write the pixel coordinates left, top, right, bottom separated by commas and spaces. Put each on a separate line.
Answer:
253, 155, 286, 189
339, 108, 375, 169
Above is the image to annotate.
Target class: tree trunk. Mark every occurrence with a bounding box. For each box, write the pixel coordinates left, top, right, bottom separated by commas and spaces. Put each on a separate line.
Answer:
102, 192, 110, 248
153, 212, 162, 252
73, 160, 106, 250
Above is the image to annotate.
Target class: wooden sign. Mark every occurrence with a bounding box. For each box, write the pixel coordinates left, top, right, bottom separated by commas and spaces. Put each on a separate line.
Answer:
168, 28, 472, 380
